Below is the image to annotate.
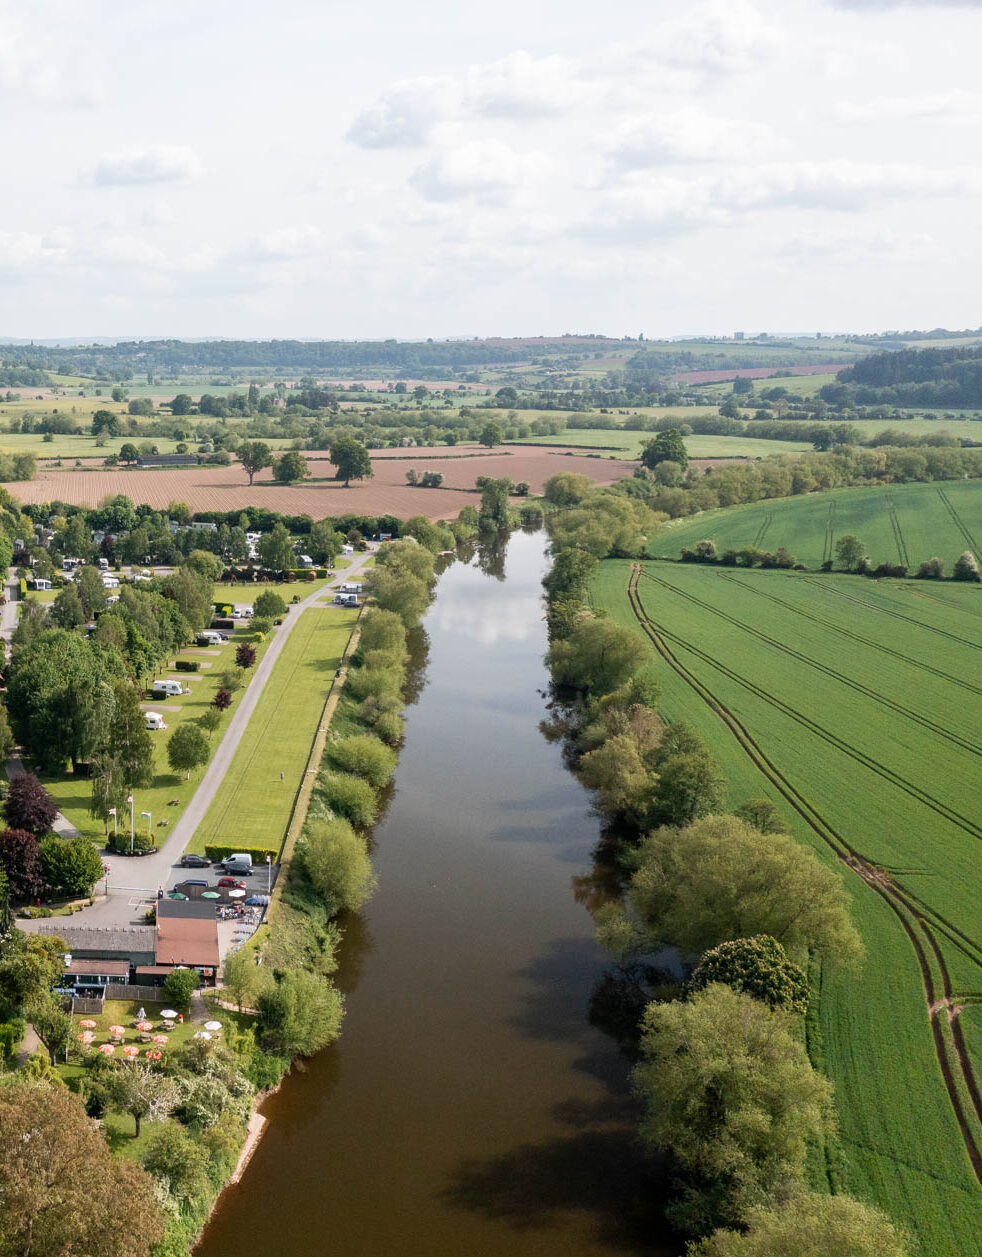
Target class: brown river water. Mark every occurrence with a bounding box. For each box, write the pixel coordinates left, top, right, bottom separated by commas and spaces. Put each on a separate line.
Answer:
196, 530, 671, 1257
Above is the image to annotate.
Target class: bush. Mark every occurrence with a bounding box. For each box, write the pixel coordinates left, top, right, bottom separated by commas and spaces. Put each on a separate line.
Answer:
175, 659, 200, 672
250, 617, 272, 636
689, 935, 809, 1014
254, 590, 287, 618
318, 772, 378, 829
203, 844, 277, 863
347, 664, 403, 701
162, 967, 200, 1011
300, 817, 376, 914
326, 734, 397, 788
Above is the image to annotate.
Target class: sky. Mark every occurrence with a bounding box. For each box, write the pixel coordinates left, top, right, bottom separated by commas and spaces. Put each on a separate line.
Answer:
2, 0, 982, 340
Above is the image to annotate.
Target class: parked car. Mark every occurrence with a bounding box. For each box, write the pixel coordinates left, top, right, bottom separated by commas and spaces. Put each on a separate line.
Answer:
245, 895, 270, 906
182, 879, 208, 887
180, 853, 210, 868
217, 876, 247, 889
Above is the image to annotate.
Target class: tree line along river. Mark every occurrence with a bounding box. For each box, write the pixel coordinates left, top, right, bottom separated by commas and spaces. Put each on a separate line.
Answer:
195, 530, 671, 1257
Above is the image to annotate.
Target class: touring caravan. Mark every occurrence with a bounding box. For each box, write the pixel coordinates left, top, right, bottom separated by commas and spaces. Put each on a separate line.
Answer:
144, 712, 167, 731
152, 679, 185, 698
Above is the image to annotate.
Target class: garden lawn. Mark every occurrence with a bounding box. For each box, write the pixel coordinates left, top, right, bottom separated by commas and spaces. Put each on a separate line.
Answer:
38, 625, 274, 844
188, 605, 360, 856
591, 559, 982, 1257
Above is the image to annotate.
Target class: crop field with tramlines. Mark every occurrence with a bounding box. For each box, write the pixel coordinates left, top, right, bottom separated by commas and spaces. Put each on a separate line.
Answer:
591, 558, 982, 1257
648, 478, 982, 572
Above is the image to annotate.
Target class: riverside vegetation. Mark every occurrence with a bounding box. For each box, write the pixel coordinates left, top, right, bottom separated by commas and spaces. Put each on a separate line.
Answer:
539, 471, 923, 1255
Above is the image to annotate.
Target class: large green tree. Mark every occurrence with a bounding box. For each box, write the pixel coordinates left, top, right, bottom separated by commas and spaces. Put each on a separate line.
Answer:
257, 523, 296, 572
634, 985, 834, 1234
6, 631, 125, 770
598, 814, 862, 964
39, 834, 105, 897
641, 428, 688, 472
0, 1082, 164, 1256
166, 724, 210, 780
329, 436, 373, 487
688, 1192, 910, 1257
547, 615, 646, 696
274, 450, 310, 484
237, 440, 271, 486
256, 969, 344, 1057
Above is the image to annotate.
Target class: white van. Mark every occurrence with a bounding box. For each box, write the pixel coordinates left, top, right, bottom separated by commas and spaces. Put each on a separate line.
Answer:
223, 854, 254, 875
197, 631, 222, 646
144, 712, 166, 731
153, 679, 184, 698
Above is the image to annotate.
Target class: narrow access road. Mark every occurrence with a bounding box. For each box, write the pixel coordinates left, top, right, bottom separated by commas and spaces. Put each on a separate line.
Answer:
22, 555, 372, 927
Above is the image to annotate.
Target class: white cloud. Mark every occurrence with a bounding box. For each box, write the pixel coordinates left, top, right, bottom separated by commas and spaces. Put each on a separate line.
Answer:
409, 139, 541, 204
346, 76, 461, 148
577, 161, 976, 244
88, 145, 203, 187
830, 0, 979, 7
232, 224, 327, 263
781, 223, 939, 263
606, 112, 781, 172
463, 51, 578, 118
837, 89, 982, 121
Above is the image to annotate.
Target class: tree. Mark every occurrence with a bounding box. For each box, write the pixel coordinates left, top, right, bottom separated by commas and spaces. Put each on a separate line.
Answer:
213, 686, 233, 712
0, 931, 67, 1009
0, 828, 44, 902
163, 966, 200, 1011
223, 947, 261, 1012
309, 519, 345, 565
105, 679, 155, 788
5, 774, 57, 836
198, 706, 222, 737
301, 817, 376, 914
51, 583, 85, 629
254, 589, 287, 618
91, 409, 119, 436
479, 421, 503, 448
834, 534, 866, 571
327, 734, 397, 788
256, 968, 344, 1057
733, 798, 787, 834
641, 428, 688, 472
75, 564, 108, 616
954, 550, 981, 582
238, 440, 271, 485
233, 641, 255, 670
141, 1123, 210, 1207
29, 991, 74, 1064
119, 442, 140, 465
170, 393, 194, 415
166, 723, 210, 780
599, 814, 862, 964
319, 772, 379, 828
689, 936, 809, 1014
478, 476, 511, 525
7, 633, 125, 771
688, 1192, 911, 1257
651, 749, 725, 826
0, 1082, 163, 1257
330, 436, 373, 487
633, 985, 834, 1234
359, 608, 408, 657
543, 472, 592, 506
257, 523, 295, 572
0, 706, 12, 765
109, 1061, 179, 1138
40, 834, 104, 897
547, 615, 646, 696
370, 568, 430, 627
274, 450, 310, 484
184, 549, 224, 581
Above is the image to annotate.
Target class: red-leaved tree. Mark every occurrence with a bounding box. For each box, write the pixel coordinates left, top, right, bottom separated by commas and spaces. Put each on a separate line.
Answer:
0, 828, 44, 901
235, 643, 257, 669
213, 688, 233, 712
5, 774, 57, 836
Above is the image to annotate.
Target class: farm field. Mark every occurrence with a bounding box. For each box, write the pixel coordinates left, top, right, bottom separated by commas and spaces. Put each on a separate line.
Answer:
592, 559, 982, 1255
516, 427, 815, 458
38, 624, 272, 846
188, 604, 359, 856
0, 448, 637, 519
649, 479, 982, 571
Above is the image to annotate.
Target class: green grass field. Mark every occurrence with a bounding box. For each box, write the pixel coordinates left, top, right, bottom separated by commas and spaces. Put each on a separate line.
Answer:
649, 479, 982, 571
39, 627, 272, 844
188, 605, 360, 856
512, 427, 807, 459
591, 559, 982, 1255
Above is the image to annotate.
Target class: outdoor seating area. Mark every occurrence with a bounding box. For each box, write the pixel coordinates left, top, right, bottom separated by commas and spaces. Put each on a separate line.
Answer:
70, 1000, 209, 1061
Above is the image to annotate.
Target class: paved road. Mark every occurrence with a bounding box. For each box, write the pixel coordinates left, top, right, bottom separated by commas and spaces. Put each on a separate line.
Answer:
23, 555, 372, 928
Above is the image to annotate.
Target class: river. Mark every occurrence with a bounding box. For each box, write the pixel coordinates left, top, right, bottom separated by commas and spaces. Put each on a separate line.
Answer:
196, 529, 669, 1257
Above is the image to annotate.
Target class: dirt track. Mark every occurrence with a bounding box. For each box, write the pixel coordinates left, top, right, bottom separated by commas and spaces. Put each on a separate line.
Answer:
1, 446, 638, 520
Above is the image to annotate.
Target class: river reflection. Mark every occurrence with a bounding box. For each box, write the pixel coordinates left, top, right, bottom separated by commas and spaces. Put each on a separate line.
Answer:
195, 530, 673, 1257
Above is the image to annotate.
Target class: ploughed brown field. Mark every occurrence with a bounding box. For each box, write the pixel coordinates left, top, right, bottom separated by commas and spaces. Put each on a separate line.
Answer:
1, 447, 638, 521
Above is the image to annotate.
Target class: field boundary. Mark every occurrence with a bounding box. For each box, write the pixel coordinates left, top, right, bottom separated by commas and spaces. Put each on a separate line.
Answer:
625, 563, 982, 1184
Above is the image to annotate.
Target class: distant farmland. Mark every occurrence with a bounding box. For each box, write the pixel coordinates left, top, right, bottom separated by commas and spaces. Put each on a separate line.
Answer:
593, 559, 982, 1256
0, 447, 636, 519
648, 479, 982, 570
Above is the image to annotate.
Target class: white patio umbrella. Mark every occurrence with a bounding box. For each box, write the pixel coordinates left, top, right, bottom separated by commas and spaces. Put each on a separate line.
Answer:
203, 1020, 222, 1031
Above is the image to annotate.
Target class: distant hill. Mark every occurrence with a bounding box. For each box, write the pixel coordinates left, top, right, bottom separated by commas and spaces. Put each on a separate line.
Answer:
823, 343, 982, 408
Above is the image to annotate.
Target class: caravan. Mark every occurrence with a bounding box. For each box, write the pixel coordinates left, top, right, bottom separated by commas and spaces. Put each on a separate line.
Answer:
144, 712, 167, 731
152, 679, 185, 698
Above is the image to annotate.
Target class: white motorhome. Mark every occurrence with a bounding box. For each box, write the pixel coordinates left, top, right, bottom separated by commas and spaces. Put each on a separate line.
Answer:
153, 679, 185, 698
144, 712, 167, 731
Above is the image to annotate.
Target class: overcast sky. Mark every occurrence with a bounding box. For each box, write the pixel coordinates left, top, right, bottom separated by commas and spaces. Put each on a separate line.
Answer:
3, 0, 981, 340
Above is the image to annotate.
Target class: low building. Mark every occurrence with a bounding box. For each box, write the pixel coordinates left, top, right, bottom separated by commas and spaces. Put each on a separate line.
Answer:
155, 916, 219, 984
37, 925, 156, 967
